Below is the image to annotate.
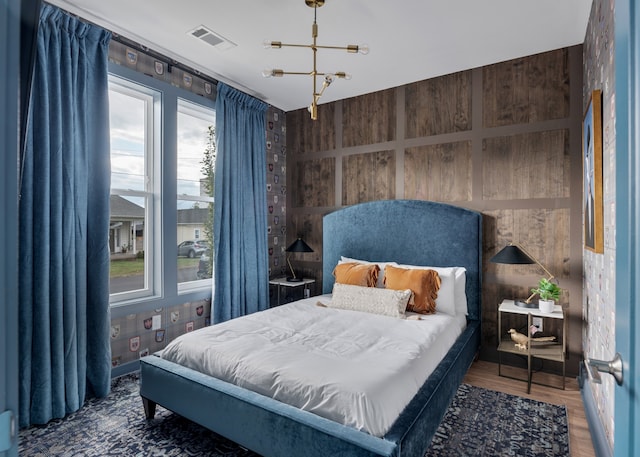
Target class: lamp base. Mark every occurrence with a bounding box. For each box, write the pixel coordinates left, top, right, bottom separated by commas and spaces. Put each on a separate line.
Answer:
515, 300, 538, 309
286, 277, 303, 282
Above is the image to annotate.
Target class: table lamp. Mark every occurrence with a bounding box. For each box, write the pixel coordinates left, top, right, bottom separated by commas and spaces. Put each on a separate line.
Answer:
490, 243, 555, 308
285, 238, 313, 282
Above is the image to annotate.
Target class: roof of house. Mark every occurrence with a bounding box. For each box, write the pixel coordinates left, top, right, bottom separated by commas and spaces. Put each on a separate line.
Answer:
110, 195, 144, 219
177, 207, 209, 224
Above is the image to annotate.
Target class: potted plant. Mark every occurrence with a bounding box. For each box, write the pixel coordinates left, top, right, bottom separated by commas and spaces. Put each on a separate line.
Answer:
531, 278, 561, 313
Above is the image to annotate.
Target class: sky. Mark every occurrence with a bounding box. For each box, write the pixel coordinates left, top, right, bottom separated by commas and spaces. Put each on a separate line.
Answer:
108, 83, 215, 209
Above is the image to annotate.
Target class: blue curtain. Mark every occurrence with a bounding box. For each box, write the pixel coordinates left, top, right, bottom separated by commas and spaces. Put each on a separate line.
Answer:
213, 83, 269, 323
18, 5, 112, 427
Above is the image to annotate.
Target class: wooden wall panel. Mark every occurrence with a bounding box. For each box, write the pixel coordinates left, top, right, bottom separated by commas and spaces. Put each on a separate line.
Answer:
342, 150, 396, 205
289, 212, 323, 262
484, 208, 571, 281
342, 89, 396, 147
483, 48, 570, 127
405, 70, 472, 138
404, 141, 472, 202
483, 130, 570, 200
293, 158, 335, 207
287, 105, 335, 153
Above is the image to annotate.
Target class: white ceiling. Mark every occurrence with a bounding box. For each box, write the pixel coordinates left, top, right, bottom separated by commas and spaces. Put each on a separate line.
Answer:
48, 0, 593, 113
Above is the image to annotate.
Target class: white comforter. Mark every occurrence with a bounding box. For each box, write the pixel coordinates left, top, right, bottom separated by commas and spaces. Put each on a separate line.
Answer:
161, 295, 467, 437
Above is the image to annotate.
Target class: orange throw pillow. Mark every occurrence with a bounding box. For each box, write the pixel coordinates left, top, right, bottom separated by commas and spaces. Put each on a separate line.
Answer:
333, 262, 380, 287
384, 265, 441, 314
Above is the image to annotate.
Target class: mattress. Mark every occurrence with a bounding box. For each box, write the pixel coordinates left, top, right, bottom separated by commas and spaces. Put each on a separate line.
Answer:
161, 294, 467, 437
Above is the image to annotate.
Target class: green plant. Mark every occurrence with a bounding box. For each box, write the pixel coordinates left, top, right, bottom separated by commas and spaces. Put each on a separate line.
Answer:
200, 125, 216, 278
531, 278, 561, 301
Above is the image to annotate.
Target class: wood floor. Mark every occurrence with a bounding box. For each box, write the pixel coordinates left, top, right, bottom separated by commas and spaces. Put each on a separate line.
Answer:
463, 360, 596, 457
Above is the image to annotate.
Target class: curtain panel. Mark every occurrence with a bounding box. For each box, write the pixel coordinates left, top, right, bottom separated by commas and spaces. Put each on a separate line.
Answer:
18, 5, 112, 427
213, 83, 269, 323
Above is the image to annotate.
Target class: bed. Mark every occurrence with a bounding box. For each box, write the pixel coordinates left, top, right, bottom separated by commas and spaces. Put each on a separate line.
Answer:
139, 199, 482, 457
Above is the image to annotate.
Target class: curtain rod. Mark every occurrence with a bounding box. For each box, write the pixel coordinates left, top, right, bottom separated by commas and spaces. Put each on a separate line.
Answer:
110, 33, 219, 88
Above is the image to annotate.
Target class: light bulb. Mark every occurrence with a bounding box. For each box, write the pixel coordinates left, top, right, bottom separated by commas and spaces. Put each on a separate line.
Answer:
263, 40, 281, 49
358, 44, 369, 55
262, 68, 274, 78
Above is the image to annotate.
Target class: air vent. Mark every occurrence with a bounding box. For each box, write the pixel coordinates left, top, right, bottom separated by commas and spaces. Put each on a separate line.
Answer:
188, 26, 236, 51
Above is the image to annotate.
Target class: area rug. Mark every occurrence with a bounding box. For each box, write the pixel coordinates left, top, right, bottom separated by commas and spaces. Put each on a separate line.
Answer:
19, 374, 569, 456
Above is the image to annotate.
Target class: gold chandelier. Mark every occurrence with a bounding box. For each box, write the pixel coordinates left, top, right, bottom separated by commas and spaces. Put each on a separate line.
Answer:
263, 0, 368, 120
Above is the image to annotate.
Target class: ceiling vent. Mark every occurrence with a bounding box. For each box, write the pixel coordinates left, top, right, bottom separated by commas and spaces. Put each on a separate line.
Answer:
188, 26, 236, 51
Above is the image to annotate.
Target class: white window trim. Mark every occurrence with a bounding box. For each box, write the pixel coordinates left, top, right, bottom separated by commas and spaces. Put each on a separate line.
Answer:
176, 98, 215, 294
108, 76, 161, 306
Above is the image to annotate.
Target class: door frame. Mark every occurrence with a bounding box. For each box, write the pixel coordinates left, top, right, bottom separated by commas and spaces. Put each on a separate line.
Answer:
614, 0, 640, 456
1, 0, 21, 456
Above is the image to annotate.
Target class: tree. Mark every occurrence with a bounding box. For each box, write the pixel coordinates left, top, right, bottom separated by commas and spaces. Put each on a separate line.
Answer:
200, 125, 215, 277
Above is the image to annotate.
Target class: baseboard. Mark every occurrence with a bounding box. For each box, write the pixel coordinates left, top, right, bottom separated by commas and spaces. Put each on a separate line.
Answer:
111, 359, 140, 378
579, 365, 613, 457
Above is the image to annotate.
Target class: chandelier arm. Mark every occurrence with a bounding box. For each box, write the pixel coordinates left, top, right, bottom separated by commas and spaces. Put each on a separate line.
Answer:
313, 45, 359, 51
278, 71, 316, 76
276, 43, 314, 49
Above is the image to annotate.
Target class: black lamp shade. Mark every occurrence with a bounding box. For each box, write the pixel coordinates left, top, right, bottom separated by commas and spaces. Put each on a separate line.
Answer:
286, 238, 313, 253
490, 244, 535, 264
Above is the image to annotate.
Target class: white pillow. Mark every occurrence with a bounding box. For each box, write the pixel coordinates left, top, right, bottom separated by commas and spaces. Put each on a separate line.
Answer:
395, 264, 466, 316
328, 283, 411, 318
339, 256, 398, 288
454, 267, 468, 316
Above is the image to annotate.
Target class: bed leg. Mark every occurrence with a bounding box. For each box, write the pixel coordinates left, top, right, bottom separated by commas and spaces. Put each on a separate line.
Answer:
142, 397, 157, 419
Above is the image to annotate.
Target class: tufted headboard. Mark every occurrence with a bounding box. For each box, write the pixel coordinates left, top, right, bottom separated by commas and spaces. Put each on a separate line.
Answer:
322, 200, 482, 322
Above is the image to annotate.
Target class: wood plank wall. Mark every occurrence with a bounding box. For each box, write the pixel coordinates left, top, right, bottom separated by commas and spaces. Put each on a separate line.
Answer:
285, 46, 584, 375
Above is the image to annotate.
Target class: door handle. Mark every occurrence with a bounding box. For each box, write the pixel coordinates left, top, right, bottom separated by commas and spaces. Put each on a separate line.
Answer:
584, 352, 623, 386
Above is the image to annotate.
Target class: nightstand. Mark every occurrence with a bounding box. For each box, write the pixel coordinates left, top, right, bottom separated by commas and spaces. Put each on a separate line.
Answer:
269, 277, 316, 306
497, 299, 566, 393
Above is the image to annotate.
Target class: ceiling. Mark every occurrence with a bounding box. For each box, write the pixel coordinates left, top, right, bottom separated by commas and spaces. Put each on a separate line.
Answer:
49, 0, 593, 113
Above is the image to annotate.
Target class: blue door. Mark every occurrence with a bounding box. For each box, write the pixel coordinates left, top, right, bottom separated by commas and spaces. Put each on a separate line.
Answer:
614, 1, 640, 455
0, 0, 20, 456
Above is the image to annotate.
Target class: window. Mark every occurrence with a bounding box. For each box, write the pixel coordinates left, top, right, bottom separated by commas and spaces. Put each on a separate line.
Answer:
177, 100, 215, 289
107, 68, 215, 307
108, 78, 158, 302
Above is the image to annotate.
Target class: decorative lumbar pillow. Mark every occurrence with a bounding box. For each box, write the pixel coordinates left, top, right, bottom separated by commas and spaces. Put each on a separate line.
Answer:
339, 256, 398, 288
384, 264, 441, 314
328, 283, 411, 318
333, 262, 380, 287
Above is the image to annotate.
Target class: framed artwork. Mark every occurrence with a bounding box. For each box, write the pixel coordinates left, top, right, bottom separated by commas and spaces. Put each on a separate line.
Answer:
583, 89, 603, 253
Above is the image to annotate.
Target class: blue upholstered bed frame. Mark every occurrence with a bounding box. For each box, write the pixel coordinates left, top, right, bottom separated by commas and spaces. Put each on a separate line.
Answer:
139, 200, 482, 457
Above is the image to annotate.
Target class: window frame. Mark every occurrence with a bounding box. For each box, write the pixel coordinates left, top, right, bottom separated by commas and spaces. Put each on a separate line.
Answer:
107, 62, 215, 311
176, 98, 215, 293
108, 76, 159, 304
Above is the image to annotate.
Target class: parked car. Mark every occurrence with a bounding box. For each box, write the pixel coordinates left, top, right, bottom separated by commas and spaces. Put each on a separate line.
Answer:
197, 248, 212, 279
177, 240, 208, 258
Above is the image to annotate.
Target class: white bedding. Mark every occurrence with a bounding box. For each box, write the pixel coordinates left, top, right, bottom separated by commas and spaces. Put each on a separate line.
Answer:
161, 295, 467, 437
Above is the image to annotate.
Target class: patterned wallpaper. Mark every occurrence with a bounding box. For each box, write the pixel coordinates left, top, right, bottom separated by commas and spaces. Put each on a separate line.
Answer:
110, 299, 210, 369
109, 39, 216, 101
582, 0, 616, 449
265, 107, 288, 280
